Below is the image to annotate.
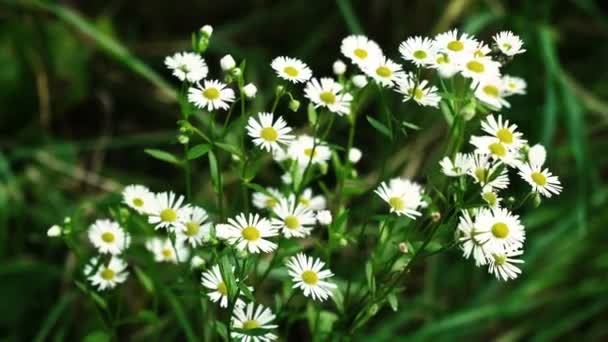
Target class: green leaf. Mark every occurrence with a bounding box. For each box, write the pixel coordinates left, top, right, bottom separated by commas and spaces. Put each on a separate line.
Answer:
144, 149, 181, 165
387, 293, 399, 312
215, 142, 242, 157
238, 282, 255, 302
34, 292, 76, 342
134, 266, 155, 294
366, 115, 392, 139
219, 256, 238, 300
336, 0, 363, 34
215, 321, 228, 340
74, 280, 108, 310
186, 143, 211, 160
401, 121, 421, 131
159, 283, 197, 342
307, 102, 318, 126
83, 330, 111, 342
365, 261, 376, 295
208, 150, 220, 194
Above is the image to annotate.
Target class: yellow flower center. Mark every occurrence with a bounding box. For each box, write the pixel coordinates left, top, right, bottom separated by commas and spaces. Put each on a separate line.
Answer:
260, 127, 278, 142
217, 281, 228, 295
489, 142, 507, 157
474, 49, 486, 58
483, 85, 499, 98
243, 320, 260, 330
202, 87, 220, 100
301, 270, 318, 285
491, 222, 509, 239
482, 192, 497, 206
304, 148, 317, 157
496, 128, 513, 144
466, 60, 485, 73
353, 48, 368, 59
375, 66, 392, 78
162, 248, 173, 258
531, 172, 547, 186
508, 82, 516, 89
319, 91, 336, 104
185, 222, 200, 236
388, 196, 405, 211
241, 226, 260, 241
284, 215, 299, 229
132, 198, 144, 207
447, 40, 464, 52
412, 87, 424, 100
283, 66, 299, 77
101, 232, 115, 243
494, 254, 507, 265
502, 43, 512, 51
160, 208, 177, 222
265, 198, 277, 208
413, 50, 427, 60
100, 268, 115, 280
475, 167, 488, 183
436, 55, 448, 64
299, 197, 310, 207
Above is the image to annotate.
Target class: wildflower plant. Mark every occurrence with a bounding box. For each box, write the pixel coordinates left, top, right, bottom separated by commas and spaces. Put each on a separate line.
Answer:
50, 26, 563, 340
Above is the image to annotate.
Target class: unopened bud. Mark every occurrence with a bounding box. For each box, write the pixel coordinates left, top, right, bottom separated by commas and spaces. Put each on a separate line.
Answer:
398, 242, 408, 253
190, 256, 205, 269
532, 192, 542, 208
352, 74, 368, 88
220, 54, 236, 71
47, 225, 61, 237
333, 59, 346, 75
243, 83, 257, 98
431, 211, 441, 222
288, 99, 300, 112
275, 85, 285, 96
231, 67, 242, 77
178, 134, 190, 144
461, 100, 477, 121
200, 25, 213, 37
369, 304, 379, 316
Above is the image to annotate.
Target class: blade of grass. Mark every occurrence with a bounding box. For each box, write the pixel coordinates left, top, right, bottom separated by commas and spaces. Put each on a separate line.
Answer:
336, 0, 363, 34
34, 292, 77, 342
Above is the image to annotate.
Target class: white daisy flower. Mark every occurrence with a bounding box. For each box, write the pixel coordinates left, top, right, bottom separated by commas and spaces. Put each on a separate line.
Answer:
473, 42, 492, 58
298, 188, 326, 210
271, 196, 316, 239
470, 136, 518, 166
493, 31, 526, 56
231, 302, 278, 342
176, 206, 212, 247
252, 188, 283, 210
246, 112, 294, 152
460, 55, 501, 82
439, 152, 472, 177
433, 29, 478, 61
287, 135, 331, 168
340, 35, 383, 66
488, 248, 524, 281
399, 36, 436, 67
457, 209, 490, 266
527, 144, 547, 168
502, 75, 527, 96
216, 213, 278, 254
473, 77, 510, 109
518, 163, 562, 198
467, 154, 510, 190
88, 219, 130, 255
429, 52, 460, 78
188, 79, 235, 111
480, 114, 526, 150
351, 74, 368, 88
375, 178, 424, 219
396, 76, 441, 107
164, 52, 208, 83
85, 256, 128, 291
148, 191, 189, 231
304, 77, 353, 116
286, 253, 337, 301
146, 237, 190, 263
122, 184, 155, 214
201, 264, 249, 308
270, 56, 312, 84
476, 208, 525, 253
316, 210, 332, 225
362, 56, 405, 88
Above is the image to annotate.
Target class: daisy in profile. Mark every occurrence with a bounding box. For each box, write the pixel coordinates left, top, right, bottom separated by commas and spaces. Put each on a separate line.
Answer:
201, 264, 249, 308
488, 248, 524, 281
476, 208, 525, 253
493, 31, 526, 56
460, 55, 501, 82
502, 75, 527, 96
480, 114, 526, 150
287, 135, 331, 168
188, 79, 235, 111
286, 253, 337, 301
396, 76, 441, 107
375, 177, 424, 219
473, 77, 509, 109
246, 112, 294, 152
481, 185, 502, 209
85, 256, 129, 291
429, 52, 460, 78
176, 206, 212, 247
340, 35, 383, 66
216, 213, 278, 254
271, 196, 316, 239
146, 237, 190, 263
298, 188, 326, 210
164, 52, 208, 83
518, 163, 562, 198
439, 152, 472, 177
457, 209, 489, 266
304, 77, 353, 116
88, 219, 130, 255
473, 42, 491, 58
467, 154, 510, 190
434, 29, 478, 60
252, 188, 283, 210
148, 191, 189, 231
362, 56, 405, 88
399, 36, 435, 67
231, 302, 278, 341
271, 56, 312, 83
122, 184, 155, 214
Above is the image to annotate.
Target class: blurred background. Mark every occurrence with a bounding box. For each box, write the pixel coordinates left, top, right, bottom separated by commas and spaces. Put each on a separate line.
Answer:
1, 0, 608, 340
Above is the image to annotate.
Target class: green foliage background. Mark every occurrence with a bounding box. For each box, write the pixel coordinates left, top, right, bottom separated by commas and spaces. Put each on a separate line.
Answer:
1, 0, 607, 340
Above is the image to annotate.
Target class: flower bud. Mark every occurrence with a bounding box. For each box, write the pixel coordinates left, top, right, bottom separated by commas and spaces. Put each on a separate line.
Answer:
63, 217, 71, 224
532, 192, 542, 208
398, 242, 409, 253
243, 83, 257, 98
352, 74, 368, 88
461, 100, 477, 121
231, 67, 242, 77
178, 134, 190, 144
348, 147, 362, 164
369, 304, 379, 316
528, 144, 546, 167
275, 85, 285, 96
316, 210, 332, 225
333, 59, 346, 75
200, 25, 213, 37
220, 54, 236, 71
431, 211, 441, 222
190, 256, 205, 269
288, 99, 300, 112
47, 225, 61, 237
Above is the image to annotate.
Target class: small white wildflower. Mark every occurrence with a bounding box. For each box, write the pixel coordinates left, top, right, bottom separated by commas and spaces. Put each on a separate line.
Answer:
243, 83, 258, 98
